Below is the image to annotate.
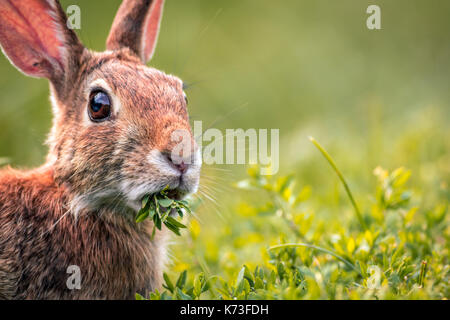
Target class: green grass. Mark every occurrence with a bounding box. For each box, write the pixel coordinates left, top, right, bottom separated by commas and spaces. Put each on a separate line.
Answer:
309, 136, 367, 230
144, 137, 449, 300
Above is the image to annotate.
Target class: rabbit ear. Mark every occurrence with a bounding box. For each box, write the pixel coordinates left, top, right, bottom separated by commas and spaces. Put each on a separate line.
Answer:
0, 0, 83, 81
106, 0, 164, 63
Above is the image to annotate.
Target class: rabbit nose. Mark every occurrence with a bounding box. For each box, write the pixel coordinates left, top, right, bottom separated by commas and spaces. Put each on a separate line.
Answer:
174, 161, 188, 174
164, 153, 189, 174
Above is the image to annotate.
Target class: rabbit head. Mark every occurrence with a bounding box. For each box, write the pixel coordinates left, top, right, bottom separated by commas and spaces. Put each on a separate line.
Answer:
0, 0, 201, 215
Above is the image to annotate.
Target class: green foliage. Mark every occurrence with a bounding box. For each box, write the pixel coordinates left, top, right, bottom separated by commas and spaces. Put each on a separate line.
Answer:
139, 143, 448, 300
135, 186, 191, 238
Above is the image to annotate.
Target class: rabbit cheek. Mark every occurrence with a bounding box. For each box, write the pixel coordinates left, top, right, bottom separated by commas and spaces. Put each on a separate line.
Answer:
55, 126, 123, 211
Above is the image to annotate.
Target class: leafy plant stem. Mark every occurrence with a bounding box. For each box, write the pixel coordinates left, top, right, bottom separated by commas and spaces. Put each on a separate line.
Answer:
309, 136, 367, 230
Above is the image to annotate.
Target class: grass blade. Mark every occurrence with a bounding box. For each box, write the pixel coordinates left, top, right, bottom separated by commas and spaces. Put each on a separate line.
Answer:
309, 136, 367, 230
269, 243, 361, 274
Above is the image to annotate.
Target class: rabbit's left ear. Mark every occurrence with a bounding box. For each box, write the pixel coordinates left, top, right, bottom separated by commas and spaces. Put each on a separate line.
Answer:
0, 0, 83, 82
106, 0, 164, 63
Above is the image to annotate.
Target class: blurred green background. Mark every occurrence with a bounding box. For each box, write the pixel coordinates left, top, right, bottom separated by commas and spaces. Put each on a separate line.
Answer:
1, 0, 449, 299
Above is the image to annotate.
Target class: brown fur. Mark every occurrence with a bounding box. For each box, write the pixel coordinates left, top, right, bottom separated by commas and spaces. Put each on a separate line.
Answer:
0, 165, 166, 299
0, 0, 198, 299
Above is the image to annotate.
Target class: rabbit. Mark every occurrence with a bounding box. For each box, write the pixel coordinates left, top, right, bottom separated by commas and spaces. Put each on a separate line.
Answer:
0, 0, 201, 299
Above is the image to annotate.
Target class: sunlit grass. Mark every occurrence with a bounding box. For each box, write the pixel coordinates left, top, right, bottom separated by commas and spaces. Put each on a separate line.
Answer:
145, 128, 449, 300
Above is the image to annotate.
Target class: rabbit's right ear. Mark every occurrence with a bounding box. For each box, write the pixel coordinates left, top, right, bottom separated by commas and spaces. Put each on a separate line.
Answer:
0, 0, 83, 83
106, 0, 164, 63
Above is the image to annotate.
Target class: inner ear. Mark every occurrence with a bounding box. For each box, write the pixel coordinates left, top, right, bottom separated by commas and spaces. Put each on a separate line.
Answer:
0, 0, 83, 84
106, 0, 165, 64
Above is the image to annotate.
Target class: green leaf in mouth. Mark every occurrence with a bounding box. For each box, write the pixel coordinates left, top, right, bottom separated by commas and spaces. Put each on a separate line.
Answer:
158, 198, 174, 207
135, 189, 192, 238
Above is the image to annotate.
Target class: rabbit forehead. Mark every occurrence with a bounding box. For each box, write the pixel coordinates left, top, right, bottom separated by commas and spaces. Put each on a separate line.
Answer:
84, 51, 184, 96
84, 58, 186, 117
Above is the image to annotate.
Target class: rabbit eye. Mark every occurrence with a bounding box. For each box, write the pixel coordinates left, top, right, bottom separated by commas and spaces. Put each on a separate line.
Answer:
88, 90, 111, 122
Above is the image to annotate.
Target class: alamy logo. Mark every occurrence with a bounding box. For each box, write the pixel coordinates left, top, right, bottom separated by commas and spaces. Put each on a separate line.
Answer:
66, 265, 81, 290
366, 5, 381, 30
169, 121, 280, 175
66, 5, 81, 30
366, 265, 381, 289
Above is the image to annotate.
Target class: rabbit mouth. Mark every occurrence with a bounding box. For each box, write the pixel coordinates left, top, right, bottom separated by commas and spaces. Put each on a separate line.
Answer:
143, 187, 186, 202
126, 187, 187, 212
165, 188, 185, 200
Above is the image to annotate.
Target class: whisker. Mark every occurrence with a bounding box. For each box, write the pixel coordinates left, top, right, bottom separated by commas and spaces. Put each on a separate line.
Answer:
194, 102, 250, 141
179, 8, 223, 75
